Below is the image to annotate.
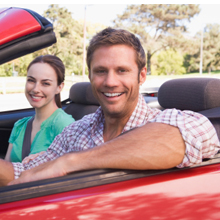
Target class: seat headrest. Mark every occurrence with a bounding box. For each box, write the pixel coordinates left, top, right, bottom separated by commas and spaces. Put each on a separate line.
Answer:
158, 78, 220, 111
69, 82, 99, 105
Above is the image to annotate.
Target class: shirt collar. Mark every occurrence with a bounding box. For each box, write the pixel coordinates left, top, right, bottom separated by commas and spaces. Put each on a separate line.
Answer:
91, 93, 149, 134
122, 93, 149, 133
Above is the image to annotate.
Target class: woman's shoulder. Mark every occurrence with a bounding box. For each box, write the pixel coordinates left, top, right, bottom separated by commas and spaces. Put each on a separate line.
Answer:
52, 108, 75, 123
46, 109, 75, 133
10, 116, 33, 141
13, 116, 33, 128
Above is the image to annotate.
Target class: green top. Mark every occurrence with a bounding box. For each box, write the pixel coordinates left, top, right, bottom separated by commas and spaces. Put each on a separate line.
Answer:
9, 108, 75, 162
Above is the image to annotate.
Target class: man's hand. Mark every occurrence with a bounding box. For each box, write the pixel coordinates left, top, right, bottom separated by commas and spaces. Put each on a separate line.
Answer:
9, 156, 69, 185
0, 159, 14, 186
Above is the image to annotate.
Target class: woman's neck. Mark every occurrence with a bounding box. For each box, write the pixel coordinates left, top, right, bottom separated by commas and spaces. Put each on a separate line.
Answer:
34, 103, 58, 123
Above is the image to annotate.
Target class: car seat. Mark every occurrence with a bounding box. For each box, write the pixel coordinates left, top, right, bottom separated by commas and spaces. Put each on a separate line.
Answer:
64, 82, 100, 121
158, 77, 220, 139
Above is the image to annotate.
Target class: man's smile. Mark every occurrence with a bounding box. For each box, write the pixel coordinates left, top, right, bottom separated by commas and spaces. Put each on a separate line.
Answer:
103, 92, 123, 98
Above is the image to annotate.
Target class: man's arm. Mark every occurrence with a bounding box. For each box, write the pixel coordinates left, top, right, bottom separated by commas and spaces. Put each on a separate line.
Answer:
9, 123, 185, 185
0, 159, 14, 186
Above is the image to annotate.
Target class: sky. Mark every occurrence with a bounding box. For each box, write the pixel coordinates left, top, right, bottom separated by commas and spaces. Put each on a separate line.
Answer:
1, 2, 220, 36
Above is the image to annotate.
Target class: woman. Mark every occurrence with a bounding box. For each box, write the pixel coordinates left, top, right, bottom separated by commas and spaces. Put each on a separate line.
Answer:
5, 55, 75, 162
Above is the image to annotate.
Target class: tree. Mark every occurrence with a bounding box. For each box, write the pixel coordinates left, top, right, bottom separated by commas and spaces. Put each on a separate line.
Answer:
0, 54, 33, 77
183, 53, 200, 73
202, 24, 220, 73
42, 5, 106, 76
114, 4, 200, 75
156, 49, 186, 75
183, 36, 201, 73
183, 24, 220, 74
41, 4, 84, 75
0, 63, 13, 77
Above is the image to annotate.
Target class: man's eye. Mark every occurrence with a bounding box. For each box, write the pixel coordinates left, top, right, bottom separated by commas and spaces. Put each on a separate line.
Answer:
119, 69, 127, 73
96, 70, 106, 74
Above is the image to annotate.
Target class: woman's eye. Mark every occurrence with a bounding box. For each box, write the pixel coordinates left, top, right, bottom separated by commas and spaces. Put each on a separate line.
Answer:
43, 82, 50, 86
27, 79, 34, 82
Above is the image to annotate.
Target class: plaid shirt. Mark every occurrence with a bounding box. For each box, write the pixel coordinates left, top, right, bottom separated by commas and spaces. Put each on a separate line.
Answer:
13, 94, 220, 178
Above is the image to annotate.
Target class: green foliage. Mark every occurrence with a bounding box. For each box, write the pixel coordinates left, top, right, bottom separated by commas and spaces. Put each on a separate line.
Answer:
0, 54, 33, 77
41, 4, 106, 76
156, 49, 186, 75
42, 4, 84, 75
0, 63, 12, 77
183, 53, 200, 73
202, 24, 220, 73
114, 4, 200, 74
185, 23, 220, 74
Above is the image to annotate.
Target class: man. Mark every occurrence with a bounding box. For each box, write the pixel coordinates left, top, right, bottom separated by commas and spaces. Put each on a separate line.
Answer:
1, 27, 219, 186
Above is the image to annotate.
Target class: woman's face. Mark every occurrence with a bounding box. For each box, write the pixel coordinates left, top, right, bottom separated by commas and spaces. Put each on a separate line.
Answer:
25, 63, 63, 110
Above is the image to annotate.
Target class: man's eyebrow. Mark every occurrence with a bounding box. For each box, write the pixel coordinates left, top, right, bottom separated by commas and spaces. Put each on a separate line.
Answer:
117, 65, 131, 69
92, 65, 107, 69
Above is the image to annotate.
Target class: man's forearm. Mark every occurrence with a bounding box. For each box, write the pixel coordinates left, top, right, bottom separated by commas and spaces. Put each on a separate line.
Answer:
9, 122, 185, 185
0, 159, 14, 186
65, 122, 186, 174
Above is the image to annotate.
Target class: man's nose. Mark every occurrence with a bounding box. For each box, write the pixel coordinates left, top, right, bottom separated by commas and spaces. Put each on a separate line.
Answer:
104, 71, 119, 87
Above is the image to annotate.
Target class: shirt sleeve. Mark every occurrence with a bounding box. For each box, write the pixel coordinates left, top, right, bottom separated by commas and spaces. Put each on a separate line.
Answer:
151, 108, 220, 168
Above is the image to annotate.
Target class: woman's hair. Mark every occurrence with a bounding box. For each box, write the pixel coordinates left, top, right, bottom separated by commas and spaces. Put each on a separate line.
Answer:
27, 55, 65, 108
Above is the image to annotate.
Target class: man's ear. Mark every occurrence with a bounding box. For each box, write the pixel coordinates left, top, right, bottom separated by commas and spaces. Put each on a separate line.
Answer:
139, 66, 147, 85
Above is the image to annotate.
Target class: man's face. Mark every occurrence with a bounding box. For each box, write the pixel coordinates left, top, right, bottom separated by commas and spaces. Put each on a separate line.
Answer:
89, 44, 146, 119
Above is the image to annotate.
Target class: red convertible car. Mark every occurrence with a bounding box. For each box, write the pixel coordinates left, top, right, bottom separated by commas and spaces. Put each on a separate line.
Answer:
0, 7, 220, 219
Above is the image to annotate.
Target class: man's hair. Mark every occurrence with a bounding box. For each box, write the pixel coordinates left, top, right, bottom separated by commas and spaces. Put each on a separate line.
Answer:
87, 27, 146, 72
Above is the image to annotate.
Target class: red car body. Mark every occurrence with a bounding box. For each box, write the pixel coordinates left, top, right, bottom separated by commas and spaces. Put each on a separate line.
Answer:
1, 164, 220, 219
0, 7, 41, 45
0, 7, 220, 220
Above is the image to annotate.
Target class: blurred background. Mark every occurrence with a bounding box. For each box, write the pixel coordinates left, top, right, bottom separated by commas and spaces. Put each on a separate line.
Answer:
1, 3, 220, 110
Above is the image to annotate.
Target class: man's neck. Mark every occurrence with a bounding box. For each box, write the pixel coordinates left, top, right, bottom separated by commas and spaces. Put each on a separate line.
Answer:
102, 94, 140, 142
103, 114, 130, 142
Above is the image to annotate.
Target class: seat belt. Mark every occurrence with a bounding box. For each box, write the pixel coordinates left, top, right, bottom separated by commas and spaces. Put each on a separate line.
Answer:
22, 117, 34, 160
